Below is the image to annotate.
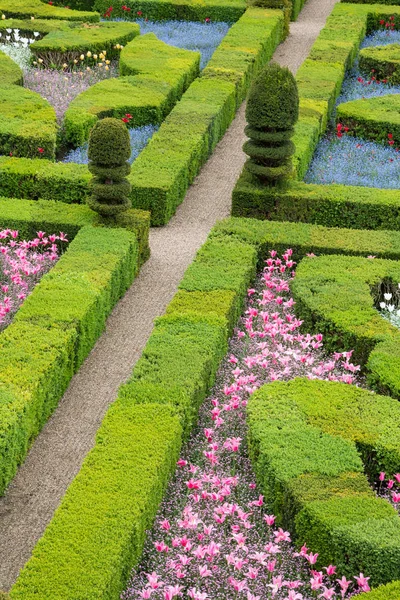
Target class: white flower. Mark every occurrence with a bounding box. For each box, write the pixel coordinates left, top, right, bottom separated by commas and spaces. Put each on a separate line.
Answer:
31, 16, 35, 20
1, 15, 6, 20
380, 302, 386, 309
384, 293, 392, 301
6, 28, 11, 33
388, 304, 395, 313
33, 31, 40, 37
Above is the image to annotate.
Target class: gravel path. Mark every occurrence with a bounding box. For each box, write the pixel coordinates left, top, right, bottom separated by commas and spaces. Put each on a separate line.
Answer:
0, 0, 338, 589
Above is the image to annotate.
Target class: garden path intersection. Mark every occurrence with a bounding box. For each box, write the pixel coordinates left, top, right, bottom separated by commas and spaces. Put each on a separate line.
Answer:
0, 0, 339, 591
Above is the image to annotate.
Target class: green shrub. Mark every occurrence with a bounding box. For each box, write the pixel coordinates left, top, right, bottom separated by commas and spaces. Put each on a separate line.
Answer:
0, 156, 91, 203
202, 7, 285, 103
30, 20, 139, 68
0, 0, 99, 20
10, 404, 182, 600
0, 17, 69, 36
359, 581, 400, 599
359, 43, 400, 84
337, 94, 400, 145
0, 50, 23, 85
247, 378, 400, 585
232, 171, 400, 230
0, 85, 57, 159
93, 0, 246, 22
64, 33, 199, 146
0, 225, 141, 496
87, 118, 132, 217
243, 62, 298, 184
291, 253, 400, 396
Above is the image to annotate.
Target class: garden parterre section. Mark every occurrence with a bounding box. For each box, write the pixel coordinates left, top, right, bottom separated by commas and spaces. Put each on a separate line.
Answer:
232, 2, 400, 224
0, 6, 285, 225
9, 217, 400, 599
0, 197, 150, 497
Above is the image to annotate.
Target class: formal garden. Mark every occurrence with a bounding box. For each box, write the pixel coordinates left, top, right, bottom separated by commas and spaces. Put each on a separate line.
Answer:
1, 0, 400, 598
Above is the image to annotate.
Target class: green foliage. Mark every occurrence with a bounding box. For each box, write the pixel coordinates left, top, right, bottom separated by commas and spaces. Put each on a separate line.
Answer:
30, 20, 139, 68
0, 0, 99, 20
0, 85, 57, 159
0, 17, 70, 35
247, 378, 400, 585
93, 0, 246, 22
359, 43, 400, 84
359, 581, 400, 599
64, 34, 199, 146
130, 8, 284, 225
210, 216, 400, 263
291, 254, 400, 395
10, 404, 182, 600
0, 156, 91, 203
337, 94, 400, 145
242, 62, 298, 185
87, 118, 131, 217
0, 225, 141, 496
0, 50, 23, 85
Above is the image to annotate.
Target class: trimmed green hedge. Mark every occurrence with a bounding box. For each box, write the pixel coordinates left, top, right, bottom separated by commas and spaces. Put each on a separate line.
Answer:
0, 50, 23, 85
93, 0, 246, 22
0, 85, 57, 159
0, 157, 91, 203
359, 43, 400, 83
10, 403, 182, 600
0, 0, 99, 20
31, 20, 139, 68
12, 216, 400, 598
337, 94, 400, 145
247, 378, 400, 586
0, 225, 143, 496
360, 581, 400, 599
291, 253, 400, 396
0, 17, 69, 36
231, 3, 400, 222
232, 172, 400, 230
64, 33, 199, 146
130, 7, 284, 225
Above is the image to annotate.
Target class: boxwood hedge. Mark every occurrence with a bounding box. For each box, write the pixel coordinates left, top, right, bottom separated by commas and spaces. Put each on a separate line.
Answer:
247, 378, 400, 586
0, 0, 99, 21
0, 51, 23, 86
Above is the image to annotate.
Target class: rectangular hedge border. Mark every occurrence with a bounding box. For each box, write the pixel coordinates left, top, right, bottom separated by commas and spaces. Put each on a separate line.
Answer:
232, 2, 400, 226
0, 7, 285, 225
0, 197, 150, 495
11, 216, 400, 600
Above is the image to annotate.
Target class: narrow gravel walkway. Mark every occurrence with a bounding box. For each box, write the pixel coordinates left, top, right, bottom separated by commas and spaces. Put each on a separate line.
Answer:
0, 0, 338, 589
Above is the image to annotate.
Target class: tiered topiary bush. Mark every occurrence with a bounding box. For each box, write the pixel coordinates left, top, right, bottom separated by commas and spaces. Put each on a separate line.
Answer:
242, 62, 299, 186
87, 118, 132, 218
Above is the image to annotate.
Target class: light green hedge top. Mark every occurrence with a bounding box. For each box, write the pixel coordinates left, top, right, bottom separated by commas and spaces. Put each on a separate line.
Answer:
0, 50, 23, 85
0, 0, 99, 20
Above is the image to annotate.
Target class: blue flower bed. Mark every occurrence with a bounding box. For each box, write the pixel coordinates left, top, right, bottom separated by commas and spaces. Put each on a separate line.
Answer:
63, 124, 158, 165
109, 18, 231, 69
305, 29, 400, 189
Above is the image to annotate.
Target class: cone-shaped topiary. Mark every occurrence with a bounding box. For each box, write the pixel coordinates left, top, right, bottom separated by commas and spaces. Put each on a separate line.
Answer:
243, 62, 299, 185
87, 117, 132, 217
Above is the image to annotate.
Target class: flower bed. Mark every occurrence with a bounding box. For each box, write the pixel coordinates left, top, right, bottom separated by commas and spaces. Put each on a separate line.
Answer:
10, 216, 400, 599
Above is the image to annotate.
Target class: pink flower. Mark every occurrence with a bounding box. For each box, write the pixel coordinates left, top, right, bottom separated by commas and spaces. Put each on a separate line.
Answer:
355, 573, 370, 592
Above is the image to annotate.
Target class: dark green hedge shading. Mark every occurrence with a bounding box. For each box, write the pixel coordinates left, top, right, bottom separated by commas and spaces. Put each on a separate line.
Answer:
0, 50, 23, 85
0, 0, 99, 21
291, 253, 400, 396
10, 404, 182, 600
130, 7, 284, 225
337, 94, 400, 145
247, 378, 400, 586
0, 85, 57, 159
232, 172, 400, 230
64, 33, 199, 146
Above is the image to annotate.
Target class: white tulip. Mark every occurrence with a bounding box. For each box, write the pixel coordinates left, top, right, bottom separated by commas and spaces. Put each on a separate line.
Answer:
384, 293, 392, 300
388, 304, 395, 312
380, 302, 387, 309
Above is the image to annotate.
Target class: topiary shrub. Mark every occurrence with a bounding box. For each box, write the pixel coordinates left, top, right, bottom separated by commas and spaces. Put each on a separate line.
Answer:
243, 62, 299, 186
87, 118, 132, 217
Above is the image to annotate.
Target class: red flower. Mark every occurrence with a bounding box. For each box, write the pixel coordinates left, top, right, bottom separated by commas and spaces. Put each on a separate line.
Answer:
48, 0, 53, 4
121, 117, 129, 123
9, 152, 12, 156
137, 10, 142, 15
205, 17, 210, 22
125, 113, 132, 119
38, 147, 44, 154
389, 140, 395, 146
379, 19, 385, 25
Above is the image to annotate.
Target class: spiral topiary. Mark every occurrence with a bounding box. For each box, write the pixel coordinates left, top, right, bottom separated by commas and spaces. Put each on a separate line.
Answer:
243, 62, 299, 186
87, 117, 132, 217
